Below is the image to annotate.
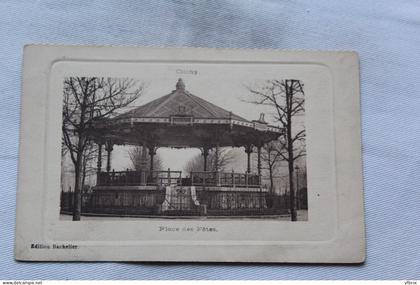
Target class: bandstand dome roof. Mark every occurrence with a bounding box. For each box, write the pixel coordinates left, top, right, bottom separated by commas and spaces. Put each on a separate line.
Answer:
118, 78, 248, 123
91, 79, 282, 148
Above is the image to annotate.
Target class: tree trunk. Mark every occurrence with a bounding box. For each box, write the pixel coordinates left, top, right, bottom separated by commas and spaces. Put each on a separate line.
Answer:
82, 152, 87, 189
269, 166, 274, 208
72, 147, 83, 221
72, 107, 86, 221
287, 81, 297, 221
288, 154, 296, 221
269, 167, 274, 196
215, 147, 219, 172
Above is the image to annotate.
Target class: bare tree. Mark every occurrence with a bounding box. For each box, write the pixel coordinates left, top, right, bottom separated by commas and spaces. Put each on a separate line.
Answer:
247, 79, 305, 221
259, 141, 284, 197
81, 141, 99, 189
128, 146, 164, 172
62, 77, 144, 221
184, 147, 236, 173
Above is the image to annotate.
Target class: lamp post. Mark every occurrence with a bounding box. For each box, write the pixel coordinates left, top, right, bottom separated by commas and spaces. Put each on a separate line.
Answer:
104, 139, 113, 174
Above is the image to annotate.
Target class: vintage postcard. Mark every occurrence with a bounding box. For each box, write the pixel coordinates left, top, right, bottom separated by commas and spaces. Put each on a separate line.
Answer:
15, 45, 365, 262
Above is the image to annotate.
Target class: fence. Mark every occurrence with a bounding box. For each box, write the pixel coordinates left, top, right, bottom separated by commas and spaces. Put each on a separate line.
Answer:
190, 171, 260, 188
268, 190, 308, 210
97, 169, 182, 187
97, 170, 261, 189
61, 189, 166, 215
97, 170, 143, 186
150, 170, 182, 186
60, 188, 296, 217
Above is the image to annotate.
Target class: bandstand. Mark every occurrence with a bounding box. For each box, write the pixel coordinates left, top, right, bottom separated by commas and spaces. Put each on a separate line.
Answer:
83, 79, 283, 216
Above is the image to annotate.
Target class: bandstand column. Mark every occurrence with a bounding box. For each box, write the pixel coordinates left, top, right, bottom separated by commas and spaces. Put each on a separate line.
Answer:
257, 144, 262, 178
201, 147, 210, 171
215, 146, 220, 172
140, 142, 147, 186
97, 143, 102, 173
148, 146, 157, 174
257, 144, 263, 209
245, 144, 253, 174
105, 140, 113, 173
215, 144, 221, 186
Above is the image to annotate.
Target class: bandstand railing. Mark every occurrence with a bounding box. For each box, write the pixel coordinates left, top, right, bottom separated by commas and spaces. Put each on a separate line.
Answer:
97, 170, 143, 186
149, 169, 182, 186
97, 170, 261, 188
190, 171, 261, 188
97, 169, 182, 187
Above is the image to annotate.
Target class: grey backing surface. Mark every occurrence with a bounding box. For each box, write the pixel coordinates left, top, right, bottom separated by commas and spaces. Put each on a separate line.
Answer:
1, 0, 419, 280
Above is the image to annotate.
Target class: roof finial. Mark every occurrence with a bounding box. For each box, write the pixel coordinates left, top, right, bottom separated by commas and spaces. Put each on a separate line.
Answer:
176, 78, 185, 91
258, 113, 266, 123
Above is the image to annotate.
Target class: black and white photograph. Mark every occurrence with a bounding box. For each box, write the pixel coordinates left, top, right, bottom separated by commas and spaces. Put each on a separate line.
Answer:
60, 75, 308, 221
